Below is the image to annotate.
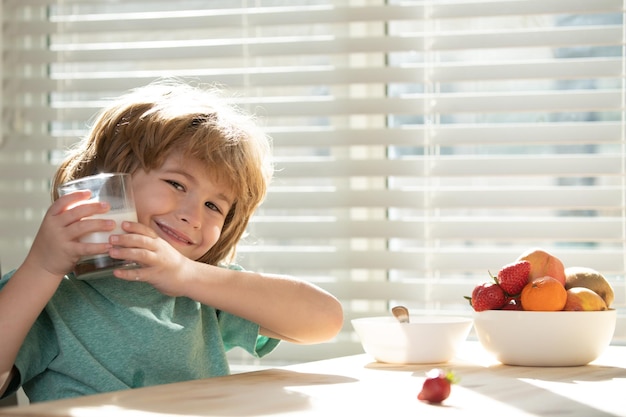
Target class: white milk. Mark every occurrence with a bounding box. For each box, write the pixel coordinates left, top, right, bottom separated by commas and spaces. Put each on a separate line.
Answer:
80, 209, 138, 244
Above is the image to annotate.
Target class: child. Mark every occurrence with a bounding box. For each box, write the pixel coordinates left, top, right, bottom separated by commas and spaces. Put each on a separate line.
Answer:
0, 80, 343, 403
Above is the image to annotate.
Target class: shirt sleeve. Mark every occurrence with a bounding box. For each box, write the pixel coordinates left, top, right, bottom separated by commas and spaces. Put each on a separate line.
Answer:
13, 310, 60, 391
0, 368, 20, 399
217, 311, 280, 357
216, 263, 281, 358
0, 269, 13, 289
1, 269, 60, 394
0, 273, 19, 399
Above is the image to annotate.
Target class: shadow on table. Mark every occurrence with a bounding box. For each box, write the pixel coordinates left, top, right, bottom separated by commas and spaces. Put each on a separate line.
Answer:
460, 363, 624, 417
15, 370, 358, 417
478, 362, 626, 382
364, 360, 625, 417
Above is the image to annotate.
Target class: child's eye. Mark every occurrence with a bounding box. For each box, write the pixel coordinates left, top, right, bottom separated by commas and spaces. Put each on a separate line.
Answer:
205, 201, 222, 213
165, 180, 184, 191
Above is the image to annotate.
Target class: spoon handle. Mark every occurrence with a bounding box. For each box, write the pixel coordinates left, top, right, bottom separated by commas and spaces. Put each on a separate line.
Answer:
392, 305, 410, 323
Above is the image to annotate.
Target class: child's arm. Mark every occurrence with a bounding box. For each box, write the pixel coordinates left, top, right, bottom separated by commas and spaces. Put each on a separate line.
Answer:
0, 261, 61, 396
129, 260, 343, 344
110, 222, 343, 344
181, 264, 343, 344
0, 192, 116, 396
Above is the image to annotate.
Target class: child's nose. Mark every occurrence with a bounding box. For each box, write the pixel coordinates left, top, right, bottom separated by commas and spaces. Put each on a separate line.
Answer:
178, 202, 202, 228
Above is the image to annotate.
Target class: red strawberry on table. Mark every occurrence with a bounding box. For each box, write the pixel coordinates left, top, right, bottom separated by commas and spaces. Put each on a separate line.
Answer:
494, 260, 531, 296
466, 282, 506, 311
501, 297, 523, 310
418, 368, 458, 404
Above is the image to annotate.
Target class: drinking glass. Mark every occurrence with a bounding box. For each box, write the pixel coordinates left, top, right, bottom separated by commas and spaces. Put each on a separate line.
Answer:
58, 173, 140, 280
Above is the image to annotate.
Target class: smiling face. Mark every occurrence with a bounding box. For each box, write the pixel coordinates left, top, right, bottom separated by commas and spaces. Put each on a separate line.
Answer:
131, 153, 235, 261
52, 82, 273, 265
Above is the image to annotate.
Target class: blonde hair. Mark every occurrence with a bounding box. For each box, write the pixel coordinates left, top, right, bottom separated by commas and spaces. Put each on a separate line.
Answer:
52, 80, 273, 265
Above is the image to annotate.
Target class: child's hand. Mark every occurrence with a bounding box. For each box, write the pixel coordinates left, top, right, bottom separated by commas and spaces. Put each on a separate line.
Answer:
108, 221, 191, 296
25, 191, 115, 279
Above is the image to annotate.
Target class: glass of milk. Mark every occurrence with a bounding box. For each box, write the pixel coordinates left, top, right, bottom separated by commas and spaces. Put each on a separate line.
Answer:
58, 173, 140, 280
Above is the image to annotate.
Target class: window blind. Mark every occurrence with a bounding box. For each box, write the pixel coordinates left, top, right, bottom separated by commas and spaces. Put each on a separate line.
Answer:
1, 0, 624, 365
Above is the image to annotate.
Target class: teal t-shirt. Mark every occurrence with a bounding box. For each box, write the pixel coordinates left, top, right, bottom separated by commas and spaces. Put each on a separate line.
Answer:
0, 266, 279, 403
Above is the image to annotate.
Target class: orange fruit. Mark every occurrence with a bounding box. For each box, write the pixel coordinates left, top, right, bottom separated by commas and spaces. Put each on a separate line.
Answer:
520, 276, 567, 311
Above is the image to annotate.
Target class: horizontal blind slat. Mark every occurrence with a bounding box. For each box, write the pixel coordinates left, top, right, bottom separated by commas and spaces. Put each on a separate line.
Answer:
237, 250, 626, 274
247, 218, 623, 241
261, 188, 621, 210
8, 26, 621, 64
10, 91, 622, 122
5, 57, 621, 94
1, 218, 621, 242
2, 122, 621, 148
274, 155, 622, 177
269, 123, 622, 147
3, 188, 620, 210
3, 187, 621, 210
8, 0, 621, 35
8, 156, 620, 179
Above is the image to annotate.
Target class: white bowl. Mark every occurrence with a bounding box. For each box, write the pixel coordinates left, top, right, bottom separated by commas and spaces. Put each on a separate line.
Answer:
351, 316, 473, 364
473, 310, 617, 366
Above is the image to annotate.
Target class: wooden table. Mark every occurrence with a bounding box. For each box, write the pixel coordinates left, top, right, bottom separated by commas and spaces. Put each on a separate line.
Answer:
1, 341, 624, 416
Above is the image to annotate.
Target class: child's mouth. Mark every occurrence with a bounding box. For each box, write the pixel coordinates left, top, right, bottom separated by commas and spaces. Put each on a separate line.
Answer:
157, 222, 193, 245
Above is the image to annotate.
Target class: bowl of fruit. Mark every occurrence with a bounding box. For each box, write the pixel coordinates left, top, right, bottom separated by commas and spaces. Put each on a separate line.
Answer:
351, 314, 473, 364
469, 248, 617, 366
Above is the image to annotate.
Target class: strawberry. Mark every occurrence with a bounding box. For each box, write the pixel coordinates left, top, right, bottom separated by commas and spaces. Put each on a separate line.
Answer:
466, 282, 506, 311
417, 368, 458, 404
494, 260, 531, 295
501, 297, 523, 310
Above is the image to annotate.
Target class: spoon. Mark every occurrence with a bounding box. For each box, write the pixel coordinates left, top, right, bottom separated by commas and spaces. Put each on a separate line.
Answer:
391, 305, 410, 323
